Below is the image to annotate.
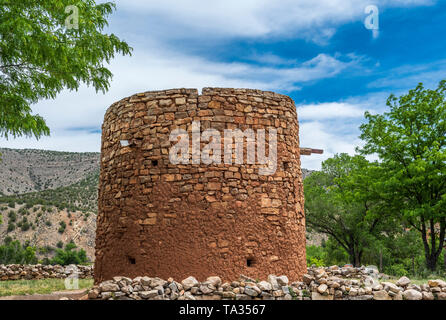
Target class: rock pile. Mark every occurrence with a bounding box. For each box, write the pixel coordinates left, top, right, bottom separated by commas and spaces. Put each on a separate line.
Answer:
304, 266, 446, 300
88, 266, 446, 300
0, 264, 93, 281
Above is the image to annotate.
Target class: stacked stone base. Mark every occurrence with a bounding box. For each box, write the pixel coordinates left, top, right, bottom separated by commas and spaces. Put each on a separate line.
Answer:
88, 266, 446, 301
0, 264, 93, 281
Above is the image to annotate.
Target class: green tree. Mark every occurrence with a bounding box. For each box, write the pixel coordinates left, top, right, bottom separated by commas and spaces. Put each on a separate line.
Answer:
304, 153, 392, 266
0, 240, 37, 264
0, 0, 132, 138
359, 81, 446, 271
51, 242, 87, 265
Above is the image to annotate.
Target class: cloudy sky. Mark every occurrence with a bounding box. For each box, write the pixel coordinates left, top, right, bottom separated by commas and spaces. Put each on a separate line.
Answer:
1, 0, 446, 169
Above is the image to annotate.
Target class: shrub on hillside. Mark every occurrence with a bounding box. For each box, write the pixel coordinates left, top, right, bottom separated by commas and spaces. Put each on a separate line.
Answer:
0, 240, 37, 264
58, 221, 66, 234
50, 242, 88, 266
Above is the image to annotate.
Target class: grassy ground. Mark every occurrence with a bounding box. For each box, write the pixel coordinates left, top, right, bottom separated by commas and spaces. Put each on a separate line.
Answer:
0, 278, 93, 297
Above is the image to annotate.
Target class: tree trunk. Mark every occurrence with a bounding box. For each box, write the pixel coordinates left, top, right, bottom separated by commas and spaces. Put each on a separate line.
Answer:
355, 250, 362, 267
426, 255, 437, 272
349, 249, 362, 267
444, 252, 446, 272
379, 250, 383, 272
420, 218, 445, 272
412, 255, 415, 275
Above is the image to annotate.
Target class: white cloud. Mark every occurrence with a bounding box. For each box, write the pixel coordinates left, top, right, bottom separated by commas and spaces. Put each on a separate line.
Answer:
1, 130, 101, 153
118, 0, 435, 42
299, 121, 362, 170
0, 44, 360, 152
367, 59, 446, 90
297, 102, 365, 120
0, 0, 436, 157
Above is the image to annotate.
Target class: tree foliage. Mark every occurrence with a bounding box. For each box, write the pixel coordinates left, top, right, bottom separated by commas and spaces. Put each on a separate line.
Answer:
0, 0, 132, 138
0, 240, 37, 264
304, 153, 393, 266
50, 241, 88, 265
359, 81, 446, 271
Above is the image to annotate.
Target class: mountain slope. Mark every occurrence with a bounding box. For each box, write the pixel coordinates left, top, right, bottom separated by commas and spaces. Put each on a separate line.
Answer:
0, 148, 100, 261
0, 148, 99, 195
0, 171, 99, 213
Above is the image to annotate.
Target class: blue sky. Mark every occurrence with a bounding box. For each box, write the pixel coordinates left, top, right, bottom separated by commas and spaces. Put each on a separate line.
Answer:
1, 0, 446, 169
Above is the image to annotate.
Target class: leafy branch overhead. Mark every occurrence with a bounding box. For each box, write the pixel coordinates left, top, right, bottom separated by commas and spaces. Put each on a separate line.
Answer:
0, 0, 132, 139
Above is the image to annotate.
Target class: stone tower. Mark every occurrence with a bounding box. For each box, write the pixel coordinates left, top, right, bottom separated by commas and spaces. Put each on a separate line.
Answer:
94, 88, 306, 283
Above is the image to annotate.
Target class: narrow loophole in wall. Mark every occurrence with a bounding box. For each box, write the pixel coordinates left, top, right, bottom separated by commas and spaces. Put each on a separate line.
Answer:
151, 160, 158, 166
128, 256, 136, 265
246, 257, 256, 267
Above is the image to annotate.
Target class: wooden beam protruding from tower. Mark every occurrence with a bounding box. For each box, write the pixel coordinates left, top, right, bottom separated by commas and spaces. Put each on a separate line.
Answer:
300, 148, 324, 156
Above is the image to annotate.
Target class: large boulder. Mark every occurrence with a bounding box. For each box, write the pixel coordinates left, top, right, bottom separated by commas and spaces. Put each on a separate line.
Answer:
99, 281, 120, 292
317, 284, 328, 294
422, 292, 434, 300
428, 279, 446, 288
311, 292, 333, 300
381, 282, 401, 293
276, 275, 289, 286
181, 276, 199, 291
206, 276, 222, 287
403, 289, 422, 300
302, 274, 314, 285
373, 290, 391, 300
396, 276, 411, 287
257, 281, 272, 291
437, 292, 446, 300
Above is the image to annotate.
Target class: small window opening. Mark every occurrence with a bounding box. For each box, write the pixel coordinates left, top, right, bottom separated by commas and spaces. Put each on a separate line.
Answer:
247, 257, 256, 267
283, 162, 290, 170
152, 160, 158, 166
128, 256, 136, 265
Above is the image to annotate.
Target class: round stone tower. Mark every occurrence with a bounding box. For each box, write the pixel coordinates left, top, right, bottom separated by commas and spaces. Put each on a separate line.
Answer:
94, 88, 306, 283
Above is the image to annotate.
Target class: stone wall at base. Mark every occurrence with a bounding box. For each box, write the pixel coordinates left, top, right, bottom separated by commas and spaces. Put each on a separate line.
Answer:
0, 264, 93, 281
88, 266, 446, 301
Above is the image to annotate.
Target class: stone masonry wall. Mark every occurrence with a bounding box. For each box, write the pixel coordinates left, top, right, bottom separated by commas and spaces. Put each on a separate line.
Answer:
95, 88, 306, 283
88, 266, 446, 300
0, 264, 93, 281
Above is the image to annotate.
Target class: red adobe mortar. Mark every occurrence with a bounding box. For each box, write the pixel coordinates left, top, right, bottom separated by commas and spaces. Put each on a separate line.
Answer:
94, 88, 306, 283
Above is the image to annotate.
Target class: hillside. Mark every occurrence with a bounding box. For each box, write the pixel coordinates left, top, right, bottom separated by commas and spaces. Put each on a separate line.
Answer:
0, 148, 100, 261
0, 171, 99, 213
0, 203, 96, 261
0, 148, 99, 195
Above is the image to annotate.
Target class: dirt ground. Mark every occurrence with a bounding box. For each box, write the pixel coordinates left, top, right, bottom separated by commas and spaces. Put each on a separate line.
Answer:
0, 289, 88, 300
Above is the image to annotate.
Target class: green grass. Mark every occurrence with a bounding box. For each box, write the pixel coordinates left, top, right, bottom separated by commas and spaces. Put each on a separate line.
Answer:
0, 278, 93, 297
